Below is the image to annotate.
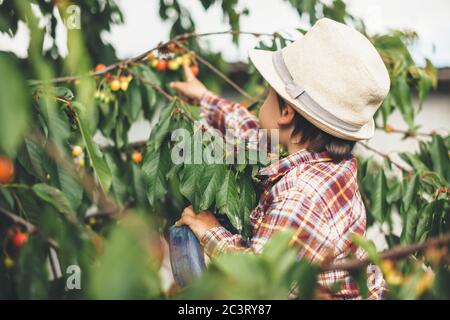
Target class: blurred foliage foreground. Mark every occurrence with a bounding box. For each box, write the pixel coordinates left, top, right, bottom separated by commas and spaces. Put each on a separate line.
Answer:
0, 0, 449, 299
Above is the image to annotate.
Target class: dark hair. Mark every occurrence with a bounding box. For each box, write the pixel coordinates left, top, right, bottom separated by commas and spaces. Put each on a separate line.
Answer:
275, 92, 355, 163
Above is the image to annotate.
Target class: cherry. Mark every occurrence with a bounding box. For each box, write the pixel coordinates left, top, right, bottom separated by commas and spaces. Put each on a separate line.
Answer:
119, 76, 131, 91
181, 54, 191, 65
150, 59, 159, 68
132, 151, 143, 164
191, 65, 199, 76
95, 64, 107, 72
12, 231, 28, 247
3, 256, 14, 269
385, 124, 394, 133
72, 145, 83, 158
168, 60, 180, 71
0, 156, 14, 184
146, 52, 156, 62
110, 78, 121, 91
156, 59, 168, 72
175, 56, 183, 65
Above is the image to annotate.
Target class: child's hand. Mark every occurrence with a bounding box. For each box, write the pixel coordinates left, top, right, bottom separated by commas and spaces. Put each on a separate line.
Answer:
175, 206, 222, 240
170, 62, 211, 101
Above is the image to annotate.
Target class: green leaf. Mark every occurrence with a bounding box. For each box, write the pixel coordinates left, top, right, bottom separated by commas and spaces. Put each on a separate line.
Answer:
89, 215, 161, 299
370, 171, 388, 223
429, 135, 449, 181
142, 145, 171, 206
402, 205, 419, 244
415, 202, 435, 242
151, 101, 176, 149
403, 174, 419, 212
400, 152, 429, 172
179, 164, 204, 210
16, 237, 49, 299
216, 170, 241, 231
134, 64, 161, 87
0, 53, 30, 156
18, 137, 47, 181
32, 183, 75, 219
57, 164, 83, 212
37, 95, 71, 150
124, 80, 142, 122
392, 74, 415, 129
294, 260, 319, 300
73, 102, 112, 192
351, 233, 380, 264
198, 164, 225, 210
386, 181, 402, 204
131, 164, 147, 207
51, 87, 74, 100
104, 152, 129, 204
100, 99, 119, 136
238, 173, 257, 238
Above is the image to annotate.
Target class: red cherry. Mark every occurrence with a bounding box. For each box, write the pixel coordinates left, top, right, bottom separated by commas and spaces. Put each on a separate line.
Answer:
0, 156, 14, 184
156, 59, 168, 72
385, 124, 394, 133
95, 64, 107, 72
12, 231, 28, 247
190, 65, 199, 76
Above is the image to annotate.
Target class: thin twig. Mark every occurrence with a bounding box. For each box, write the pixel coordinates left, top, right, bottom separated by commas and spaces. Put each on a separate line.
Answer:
129, 70, 175, 102
375, 125, 443, 138
31, 29, 292, 85
0, 206, 59, 249
176, 30, 295, 42
357, 141, 411, 173
0, 206, 37, 233
173, 40, 263, 103
322, 233, 450, 272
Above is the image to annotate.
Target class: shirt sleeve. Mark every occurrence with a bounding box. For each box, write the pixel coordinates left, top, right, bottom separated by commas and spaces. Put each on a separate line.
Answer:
200, 189, 333, 264
199, 91, 260, 138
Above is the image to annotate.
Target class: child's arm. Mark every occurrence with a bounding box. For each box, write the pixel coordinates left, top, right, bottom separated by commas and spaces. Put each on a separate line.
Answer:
199, 91, 260, 137
177, 190, 334, 264
199, 189, 333, 264
170, 61, 260, 137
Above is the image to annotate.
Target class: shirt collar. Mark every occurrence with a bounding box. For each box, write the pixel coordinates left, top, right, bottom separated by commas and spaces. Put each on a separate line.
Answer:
257, 148, 333, 184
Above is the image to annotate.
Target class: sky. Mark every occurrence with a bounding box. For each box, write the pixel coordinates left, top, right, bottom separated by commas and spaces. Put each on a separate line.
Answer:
0, 0, 449, 67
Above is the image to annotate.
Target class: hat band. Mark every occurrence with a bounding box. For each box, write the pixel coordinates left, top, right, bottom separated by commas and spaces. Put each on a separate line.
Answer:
272, 50, 362, 133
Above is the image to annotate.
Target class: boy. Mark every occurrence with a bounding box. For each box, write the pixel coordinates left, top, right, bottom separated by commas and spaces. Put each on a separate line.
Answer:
171, 18, 390, 299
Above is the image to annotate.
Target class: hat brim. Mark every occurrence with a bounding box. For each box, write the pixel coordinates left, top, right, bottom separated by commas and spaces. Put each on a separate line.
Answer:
248, 48, 375, 141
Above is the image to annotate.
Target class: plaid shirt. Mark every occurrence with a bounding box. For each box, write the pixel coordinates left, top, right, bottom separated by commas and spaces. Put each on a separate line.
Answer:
198, 93, 386, 300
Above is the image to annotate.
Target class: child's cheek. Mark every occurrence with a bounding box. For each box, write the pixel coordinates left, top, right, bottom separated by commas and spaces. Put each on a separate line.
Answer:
258, 105, 269, 129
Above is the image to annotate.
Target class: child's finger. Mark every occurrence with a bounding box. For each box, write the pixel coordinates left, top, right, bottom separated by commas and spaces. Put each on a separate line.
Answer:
170, 81, 186, 93
182, 206, 195, 217
175, 214, 193, 227
183, 61, 195, 81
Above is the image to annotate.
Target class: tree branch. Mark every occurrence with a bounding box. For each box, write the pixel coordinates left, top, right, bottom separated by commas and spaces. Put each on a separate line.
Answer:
173, 40, 263, 103
322, 233, 450, 272
375, 125, 446, 138
32, 29, 291, 86
357, 141, 412, 173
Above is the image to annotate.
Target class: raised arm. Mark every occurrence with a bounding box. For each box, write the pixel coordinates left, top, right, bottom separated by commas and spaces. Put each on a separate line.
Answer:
199, 92, 260, 137
170, 61, 260, 137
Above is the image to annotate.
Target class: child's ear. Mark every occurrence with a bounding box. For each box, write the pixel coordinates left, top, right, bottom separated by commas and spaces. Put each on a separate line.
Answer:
277, 104, 296, 126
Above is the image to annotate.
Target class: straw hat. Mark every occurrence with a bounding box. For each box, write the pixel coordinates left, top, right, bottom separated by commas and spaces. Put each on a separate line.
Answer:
248, 18, 390, 141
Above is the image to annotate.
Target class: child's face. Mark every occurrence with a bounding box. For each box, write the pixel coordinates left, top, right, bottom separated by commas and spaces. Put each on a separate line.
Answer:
258, 86, 282, 131
258, 86, 299, 148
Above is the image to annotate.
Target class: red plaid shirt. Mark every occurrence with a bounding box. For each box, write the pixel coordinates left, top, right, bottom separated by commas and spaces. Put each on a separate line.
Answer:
198, 92, 386, 300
